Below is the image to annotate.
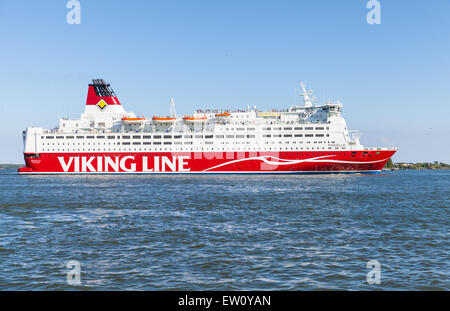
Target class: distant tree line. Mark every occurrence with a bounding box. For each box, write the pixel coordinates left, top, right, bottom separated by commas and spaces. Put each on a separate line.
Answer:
0, 164, 23, 170
385, 160, 450, 170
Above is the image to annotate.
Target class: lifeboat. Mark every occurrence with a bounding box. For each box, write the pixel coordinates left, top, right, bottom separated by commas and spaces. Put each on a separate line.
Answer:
152, 116, 177, 123
122, 117, 146, 124
215, 111, 231, 117
183, 116, 207, 123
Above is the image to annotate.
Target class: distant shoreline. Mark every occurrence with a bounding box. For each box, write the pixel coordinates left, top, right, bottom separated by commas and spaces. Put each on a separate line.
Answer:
0, 164, 23, 170
384, 160, 450, 170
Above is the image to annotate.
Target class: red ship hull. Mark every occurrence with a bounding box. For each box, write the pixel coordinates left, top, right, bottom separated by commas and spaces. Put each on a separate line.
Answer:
18, 150, 396, 174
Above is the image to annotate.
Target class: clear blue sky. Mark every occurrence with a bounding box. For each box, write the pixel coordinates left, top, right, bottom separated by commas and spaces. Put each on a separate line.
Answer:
0, 0, 449, 163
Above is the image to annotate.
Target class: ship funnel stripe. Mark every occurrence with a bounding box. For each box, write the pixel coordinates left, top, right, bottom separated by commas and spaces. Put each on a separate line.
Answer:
86, 81, 121, 106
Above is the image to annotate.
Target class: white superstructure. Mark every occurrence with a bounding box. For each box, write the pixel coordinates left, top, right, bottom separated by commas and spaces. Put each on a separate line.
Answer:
23, 82, 379, 155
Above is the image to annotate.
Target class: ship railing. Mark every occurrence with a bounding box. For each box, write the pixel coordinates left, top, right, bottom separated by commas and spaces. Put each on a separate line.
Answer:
42, 129, 61, 134
364, 147, 398, 151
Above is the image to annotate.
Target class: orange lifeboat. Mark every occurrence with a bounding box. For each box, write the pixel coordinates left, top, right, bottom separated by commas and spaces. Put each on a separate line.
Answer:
122, 117, 146, 124
183, 116, 207, 122
152, 116, 176, 123
215, 111, 231, 117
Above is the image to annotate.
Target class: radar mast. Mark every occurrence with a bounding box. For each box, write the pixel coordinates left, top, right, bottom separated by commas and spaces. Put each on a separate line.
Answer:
300, 82, 316, 108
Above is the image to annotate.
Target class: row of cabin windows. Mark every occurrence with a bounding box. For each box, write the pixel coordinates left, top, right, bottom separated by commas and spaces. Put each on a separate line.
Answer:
47, 127, 334, 138
43, 139, 337, 148
42, 127, 333, 140
43, 139, 336, 146
42, 140, 337, 149
263, 127, 328, 131
44, 152, 351, 157
263, 134, 328, 138
40, 146, 347, 153
224, 127, 329, 131
73, 140, 335, 146
43, 132, 330, 140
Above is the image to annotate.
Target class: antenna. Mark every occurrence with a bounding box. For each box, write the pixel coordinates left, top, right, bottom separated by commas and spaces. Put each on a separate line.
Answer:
300, 82, 315, 107
169, 98, 176, 117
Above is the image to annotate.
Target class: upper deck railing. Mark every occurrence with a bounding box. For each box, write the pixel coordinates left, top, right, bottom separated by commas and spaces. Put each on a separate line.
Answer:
364, 147, 398, 151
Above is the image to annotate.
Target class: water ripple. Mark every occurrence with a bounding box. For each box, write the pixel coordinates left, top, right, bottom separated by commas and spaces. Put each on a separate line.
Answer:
0, 170, 449, 290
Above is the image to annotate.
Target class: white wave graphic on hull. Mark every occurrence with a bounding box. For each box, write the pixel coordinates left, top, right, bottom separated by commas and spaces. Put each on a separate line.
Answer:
202, 155, 389, 172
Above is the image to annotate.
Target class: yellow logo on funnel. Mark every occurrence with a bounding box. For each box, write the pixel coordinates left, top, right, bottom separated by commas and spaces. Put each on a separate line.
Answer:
97, 99, 108, 111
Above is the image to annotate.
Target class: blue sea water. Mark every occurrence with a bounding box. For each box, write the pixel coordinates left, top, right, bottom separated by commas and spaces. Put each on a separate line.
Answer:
0, 170, 448, 290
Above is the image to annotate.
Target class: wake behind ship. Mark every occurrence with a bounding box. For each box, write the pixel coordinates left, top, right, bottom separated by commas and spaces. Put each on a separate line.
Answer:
19, 79, 396, 174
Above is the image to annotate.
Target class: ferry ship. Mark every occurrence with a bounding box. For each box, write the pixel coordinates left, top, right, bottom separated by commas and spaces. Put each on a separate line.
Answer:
19, 79, 397, 174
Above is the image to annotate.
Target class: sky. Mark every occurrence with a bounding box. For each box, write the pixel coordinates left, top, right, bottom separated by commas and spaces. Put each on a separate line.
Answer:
0, 0, 449, 163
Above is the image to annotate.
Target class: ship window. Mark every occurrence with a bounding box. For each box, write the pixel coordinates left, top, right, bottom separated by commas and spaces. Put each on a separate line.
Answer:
215, 135, 224, 138
284, 134, 292, 137
263, 134, 271, 138
236, 128, 244, 131
283, 127, 292, 130
56, 136, 64, 139
273, 134, 281, 137
107, 136, 115, 139
315, 127, 324, 130
86, 136, 94, 139
76, 136, 84, 139
164, 142, 172, 145
163, 135, 172, 139
305, 134, 313, 137
133, 135, 141, 139
305, 127, 313, 130
184, 142, 193, 144
195, 135, 203, 138
153, 142, 161, 145
273, 127, 281, 130
226, 135, 234, 138
184, 135, 192, 139
66, 136, 74, 139
97, 136, 105, 139
205, 135, 213, 139
294, 127, 303, 130
236, 135, 245, 138
153, 135, 161, 139
247, 135, 255, 138
143, 135, 152, 139
294, 134, 303, 137
174, 135, 182, 139
316, 134, 324, 137
263, 127, 271, 131
247, 128, 255, 131
122, 142, 130, 145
